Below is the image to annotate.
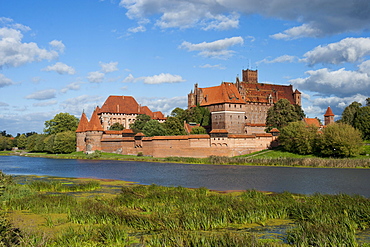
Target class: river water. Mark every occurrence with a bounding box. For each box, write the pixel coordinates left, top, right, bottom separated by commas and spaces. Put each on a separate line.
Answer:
1, 155, 369, 197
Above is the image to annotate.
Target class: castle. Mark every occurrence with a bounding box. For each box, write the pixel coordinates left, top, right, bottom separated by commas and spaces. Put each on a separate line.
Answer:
76, 69, 302, 157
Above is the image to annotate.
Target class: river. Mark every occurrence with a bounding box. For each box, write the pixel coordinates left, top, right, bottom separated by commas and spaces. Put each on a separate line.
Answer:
1, 155, 369, 197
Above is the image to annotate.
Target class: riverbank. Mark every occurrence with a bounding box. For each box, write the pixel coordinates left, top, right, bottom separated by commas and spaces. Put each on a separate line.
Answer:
1, 173, 370, 246
2, 148, 370, 169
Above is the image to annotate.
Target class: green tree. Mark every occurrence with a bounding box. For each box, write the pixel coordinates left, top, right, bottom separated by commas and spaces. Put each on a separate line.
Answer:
44, 113, 79, 135
170, 107, 187, 123
33, 134, 47, 152
353, 106, 370, 140
0, 136, 13, 150
43, 134, 55, 153
339, 101, 362, 126
185, 105, 211, 126
366, 97, 370, 106
53, 131, 76, 153
265, 99, 305, 132
130, 114, 151, 133
142, 120, 167, 137
163, 117, 186, 136
16, 134, 27, 149
279, 121, 318, 155
190, 126, 207, 134
109, 122, 124, 130
317, 123, 363, 157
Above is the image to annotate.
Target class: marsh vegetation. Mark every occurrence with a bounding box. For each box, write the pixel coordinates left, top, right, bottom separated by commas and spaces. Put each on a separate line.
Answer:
0, 171, 370, 246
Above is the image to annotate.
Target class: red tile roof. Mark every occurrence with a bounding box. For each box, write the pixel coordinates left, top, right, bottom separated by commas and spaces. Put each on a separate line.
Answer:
200, 82, 245, 106
324, 106, 335, 116
303, 118, 321, 127
241, 82, 296, 104
86, 107, 104, 131
76, 112, 89, 133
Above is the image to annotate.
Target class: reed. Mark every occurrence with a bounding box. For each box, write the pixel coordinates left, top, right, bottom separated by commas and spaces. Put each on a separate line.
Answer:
28, 180, 101, 192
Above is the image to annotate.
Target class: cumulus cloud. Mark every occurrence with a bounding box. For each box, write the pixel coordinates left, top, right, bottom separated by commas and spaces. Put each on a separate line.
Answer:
99, 61, 119, 73
60, 81, 84, 93
25, 89, 57, 100
179, 36, 244, 59
0, 27, 58, 67
124, 73, 185, 84
137, 96, 188, 115
87, 71, 105, 83
60, 95, 103, 116
49, 40, 65, 53
119, 0, 370, 37
290, 63, 370, 97
257, 55, 297, 64
303, 37, 370, 66
0, 101, 9, 107
42, 62, 76, 75
0, 74, 15, 88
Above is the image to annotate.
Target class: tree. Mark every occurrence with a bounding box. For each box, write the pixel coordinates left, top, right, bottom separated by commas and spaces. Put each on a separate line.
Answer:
43, 134, 55, 153
44, 113, 79, 135
142, 120, 167, 137
265, 99, 305, 131
317, 123, 363, 157
0, 136, 13, 150
163, 117, 186, 136
170, 107, 187, 123
16, 134, 27, 149
279, 121, 318, 155
109, 122, 124, 131
185, 105, 211, 126
53, 131, 76, 153
130, 114, 151, 133
366, 97, 370, 107
339, 101, 362, 126
353, 106, 370, 140
190, 126, 207, 135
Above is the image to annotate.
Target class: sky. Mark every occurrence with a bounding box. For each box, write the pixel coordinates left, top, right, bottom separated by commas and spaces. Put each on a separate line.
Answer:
1, 0, 370, 136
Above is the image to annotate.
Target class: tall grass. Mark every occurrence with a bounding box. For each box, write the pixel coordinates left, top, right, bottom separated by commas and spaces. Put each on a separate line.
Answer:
28, 180, 101, 192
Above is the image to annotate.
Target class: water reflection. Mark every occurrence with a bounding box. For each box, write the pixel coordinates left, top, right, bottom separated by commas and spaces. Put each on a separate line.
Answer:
0, 156, 369, 197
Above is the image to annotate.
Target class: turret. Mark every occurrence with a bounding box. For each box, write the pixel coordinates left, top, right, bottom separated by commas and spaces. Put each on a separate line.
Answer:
324, 106, 335, 126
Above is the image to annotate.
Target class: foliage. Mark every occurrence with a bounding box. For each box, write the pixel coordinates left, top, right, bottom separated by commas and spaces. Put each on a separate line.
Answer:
142, 120, 168, 137
185, 105, 211, 126
190, 126, 207, 134
353, 106, 370, 140
53, 131, 77, 154
317, 123, 363, 157
265, 99, 305, 132
44, 112, 79, 135
130, 114, 151, 133
163, 116, 186, 135
15, 134, 27, 149
0, 135, 14, 151
278, 121, 318, 155
339, 101, 362, 125
170, 107, 187, 123
109, 122, 124, 130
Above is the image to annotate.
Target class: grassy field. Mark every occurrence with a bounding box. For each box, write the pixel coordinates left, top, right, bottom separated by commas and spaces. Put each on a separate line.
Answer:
0, 173, 370, 246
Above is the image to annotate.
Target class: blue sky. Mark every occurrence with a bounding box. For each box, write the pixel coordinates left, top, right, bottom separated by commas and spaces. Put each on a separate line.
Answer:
1, 0, 370, 135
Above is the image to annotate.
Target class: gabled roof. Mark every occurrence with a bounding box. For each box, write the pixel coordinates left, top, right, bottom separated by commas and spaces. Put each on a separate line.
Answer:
76, 112, 89, 133
303, 118, 321, 127
200, 82, 245, 106
324, 106, 335, 117
99, 96, 141, 114
242, 82, 296, 104
86, 107, 104, 131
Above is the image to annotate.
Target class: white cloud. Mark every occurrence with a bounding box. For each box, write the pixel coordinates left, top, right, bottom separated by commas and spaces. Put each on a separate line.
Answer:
122, 73, 185, 84
179, 36, 244, 59
60, 81, 84, 93
290, 66, 370, 97
0, 74, 15, 88
128, 25, 146, 33
49, 40, 65, 53
199, 64, 226, 70
25, 89, 57, 100
257, 55, 297, 64
0, 101, 9, 107
42, 62, 76, 75
60, 95, 104, 116
119, 0, 370, 37
137, 96, 188, 115
33, 100, 58, 107
99, 61, 119, 73
87, 71, 105, 83
0, 27, 58, 67
303, 37, 370, 66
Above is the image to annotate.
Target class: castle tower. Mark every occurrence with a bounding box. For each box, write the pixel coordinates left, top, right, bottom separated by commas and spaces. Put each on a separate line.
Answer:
293, 89, 302, 106
76, 112, 89, 152
242, 69, 258, 83
324, 106, 335, 126
85, 107, 104, 153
